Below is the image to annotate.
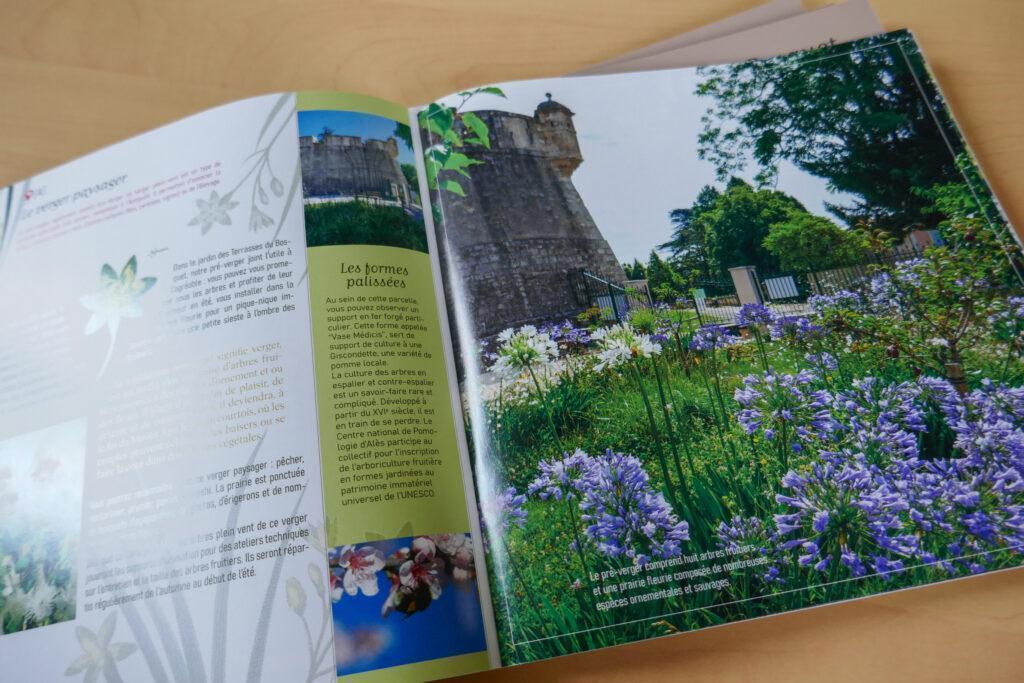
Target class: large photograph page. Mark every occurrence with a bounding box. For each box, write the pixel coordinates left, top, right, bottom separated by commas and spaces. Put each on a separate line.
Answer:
422, 31, 1024, 664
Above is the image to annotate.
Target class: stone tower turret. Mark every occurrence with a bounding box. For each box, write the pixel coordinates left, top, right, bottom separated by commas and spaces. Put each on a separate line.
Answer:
429, 95, 626, 340
534, 93, 582, 177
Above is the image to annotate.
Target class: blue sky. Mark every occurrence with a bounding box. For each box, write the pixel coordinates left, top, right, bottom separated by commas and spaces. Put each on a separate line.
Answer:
298, 110, 416, 166
442, 68, 858, 265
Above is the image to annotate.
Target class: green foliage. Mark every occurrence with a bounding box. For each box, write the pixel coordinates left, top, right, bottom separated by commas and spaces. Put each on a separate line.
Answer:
696, 32, 963, 235
763, 213, 867, 273
399, 163, 419, 192
829, 218, 1017, 388
622, 259, 646, 280
485, 294, 1024, 662
304, 200, 428, 253
419, 87, 506, 198
392, 121, 413, 151
645, 251, 687, 303
661, 185, 719, 282
694, 178, 804, 276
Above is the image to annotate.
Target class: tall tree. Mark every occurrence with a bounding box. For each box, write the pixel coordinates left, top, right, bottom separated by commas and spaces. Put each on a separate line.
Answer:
763, 214, 867, 273
622, 259, 647, 280
645, 251, 687, 303
660, 185, 719, 282
696, 32, 963, 235
694, 178, 804, 277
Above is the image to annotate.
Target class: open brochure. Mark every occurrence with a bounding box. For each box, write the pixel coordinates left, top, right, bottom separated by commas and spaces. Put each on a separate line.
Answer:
3, 29, 1023, 681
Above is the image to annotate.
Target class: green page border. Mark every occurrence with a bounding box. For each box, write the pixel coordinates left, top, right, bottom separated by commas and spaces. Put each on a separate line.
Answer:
296, 91, 408, 123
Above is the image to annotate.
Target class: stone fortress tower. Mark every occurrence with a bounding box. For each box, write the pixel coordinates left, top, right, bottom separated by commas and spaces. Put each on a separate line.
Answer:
434, 94, 626, 339
299, 134, 413, 207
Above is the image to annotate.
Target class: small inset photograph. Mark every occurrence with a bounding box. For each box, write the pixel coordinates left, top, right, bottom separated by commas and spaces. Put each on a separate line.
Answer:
325, 533, 486, 676
298, 110, 428, 253
0, 418, 86, 635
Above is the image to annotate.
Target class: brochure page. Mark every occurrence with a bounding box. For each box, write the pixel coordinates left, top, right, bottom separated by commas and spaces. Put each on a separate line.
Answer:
422, 30, 1024, 665
0, 94, 331, 681
296, 91, 493, 681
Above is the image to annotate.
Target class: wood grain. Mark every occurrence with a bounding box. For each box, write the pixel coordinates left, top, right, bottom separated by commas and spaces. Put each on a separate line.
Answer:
2, 1, 1023, 680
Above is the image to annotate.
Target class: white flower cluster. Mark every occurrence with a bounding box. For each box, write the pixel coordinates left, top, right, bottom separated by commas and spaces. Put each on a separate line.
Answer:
491, 325, 559, 380
591, 323, 661, 372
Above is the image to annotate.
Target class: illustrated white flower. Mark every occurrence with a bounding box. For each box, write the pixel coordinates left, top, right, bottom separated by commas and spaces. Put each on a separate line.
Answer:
187, 190, 238, 234
490, 325, 558, 380
64, 611, 137, 682
591, 323, 661, 371
285, 576, 307, 615
338, 545, 385, 597
80, 255, 157, 377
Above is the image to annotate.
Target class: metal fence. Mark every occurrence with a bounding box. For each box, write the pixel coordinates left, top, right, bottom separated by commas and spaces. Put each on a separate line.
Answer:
568, 269, 652, 322
678, 246, 923, 327
687, 278, 741, 326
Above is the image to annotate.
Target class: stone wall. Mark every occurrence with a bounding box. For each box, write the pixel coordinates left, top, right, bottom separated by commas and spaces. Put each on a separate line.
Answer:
299, 134, 411, 205
431, 97, 625, 339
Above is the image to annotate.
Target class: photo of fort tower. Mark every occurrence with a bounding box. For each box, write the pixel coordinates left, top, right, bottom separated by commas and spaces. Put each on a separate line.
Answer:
300, 133, 415, 210
432, 96, 625, 339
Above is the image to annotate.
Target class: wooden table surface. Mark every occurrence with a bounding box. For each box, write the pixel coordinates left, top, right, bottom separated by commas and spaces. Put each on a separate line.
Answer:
3, 1, 1023, 680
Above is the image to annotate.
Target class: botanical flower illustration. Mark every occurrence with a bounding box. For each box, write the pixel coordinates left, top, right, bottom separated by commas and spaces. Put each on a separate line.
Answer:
185, 92, 294, 236
80, 255, 156, 377
64, 611, 137, 682
286, 576, 308, 615
187, 190, 238, 234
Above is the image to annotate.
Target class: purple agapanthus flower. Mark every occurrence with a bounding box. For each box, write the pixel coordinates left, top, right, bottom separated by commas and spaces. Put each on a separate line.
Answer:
716, 515, 785, 584
577, 449, 689, 565
808, 290, 864, 316
482, 486, 528, 535
736, 303, 776, 327
528, 449, 596, 501
733, 370, 836, 445
770, 315, 821, 341
804, 352, 839, 374
540, 319, 592, 350
774, 458, 916, 579
689, 324, 740, 352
